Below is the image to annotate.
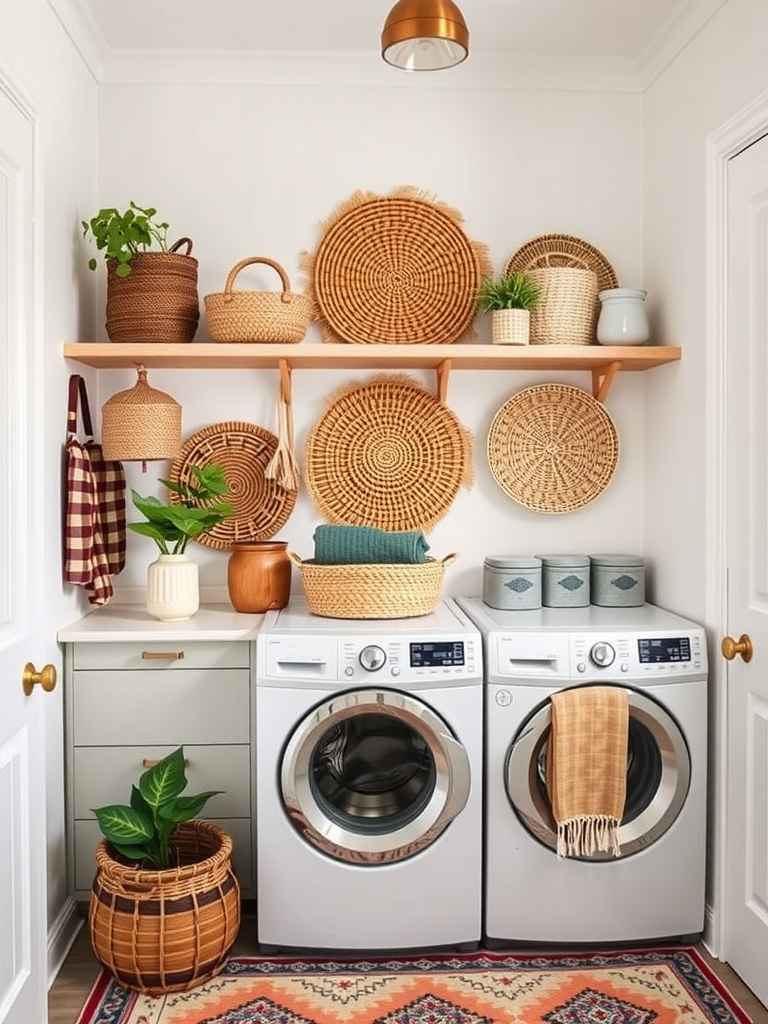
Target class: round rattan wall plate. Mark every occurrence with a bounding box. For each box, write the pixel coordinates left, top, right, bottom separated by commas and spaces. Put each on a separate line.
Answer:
304, 187, 491, 345
504, 234, 619, 294
169, 421, 296, 549
487, 384, 619, 514
305, 376, 473, 531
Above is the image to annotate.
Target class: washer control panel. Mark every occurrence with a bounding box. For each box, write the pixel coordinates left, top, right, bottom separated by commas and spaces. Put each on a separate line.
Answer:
342, 634, 479, 682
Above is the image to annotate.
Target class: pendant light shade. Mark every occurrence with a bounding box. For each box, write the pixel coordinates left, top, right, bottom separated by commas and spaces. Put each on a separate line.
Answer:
381, 0, 469, 71
101, 365, 182, 470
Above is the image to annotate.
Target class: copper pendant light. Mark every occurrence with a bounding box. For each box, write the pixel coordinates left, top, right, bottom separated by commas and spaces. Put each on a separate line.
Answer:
381, 0, 469, 71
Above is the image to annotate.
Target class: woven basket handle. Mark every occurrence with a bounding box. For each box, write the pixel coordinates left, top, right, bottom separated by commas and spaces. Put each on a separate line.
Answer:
287, 551, 303, 567
524, 251, 590, 271
169, 237, 194, 255
223, 257, 293, 305
440, 553, 458, 568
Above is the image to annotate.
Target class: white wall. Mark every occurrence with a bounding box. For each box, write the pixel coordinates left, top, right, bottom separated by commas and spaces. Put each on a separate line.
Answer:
92, 79, 647, 603
0, 0, 99, 966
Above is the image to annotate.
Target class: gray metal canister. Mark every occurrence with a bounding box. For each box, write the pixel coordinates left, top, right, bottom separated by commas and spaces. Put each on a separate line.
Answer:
539, 554, 590, 608
483, 556, 542, 610
590, 554, 645, 607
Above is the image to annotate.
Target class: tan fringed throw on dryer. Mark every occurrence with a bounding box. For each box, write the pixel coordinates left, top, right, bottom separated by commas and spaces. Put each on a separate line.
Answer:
547, 686, 629, 858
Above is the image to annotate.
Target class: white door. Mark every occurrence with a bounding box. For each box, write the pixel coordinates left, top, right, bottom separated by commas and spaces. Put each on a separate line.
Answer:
0, 81, 49, 1024
724, 130, 768, 1007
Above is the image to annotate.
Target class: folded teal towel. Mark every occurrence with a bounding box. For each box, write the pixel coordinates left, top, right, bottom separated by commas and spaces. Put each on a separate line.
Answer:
313, 524, 430, 565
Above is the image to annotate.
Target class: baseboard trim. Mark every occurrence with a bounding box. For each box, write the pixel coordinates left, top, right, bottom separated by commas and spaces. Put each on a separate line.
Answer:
48, 897, 84, 989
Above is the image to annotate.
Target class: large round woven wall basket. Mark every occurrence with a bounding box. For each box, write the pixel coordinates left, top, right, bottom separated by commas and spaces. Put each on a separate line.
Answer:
105, 238, 200, 344
89, 820, 241, 996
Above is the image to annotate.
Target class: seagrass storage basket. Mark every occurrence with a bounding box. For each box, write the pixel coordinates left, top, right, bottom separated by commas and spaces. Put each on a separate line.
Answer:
89, 820, 241, 996
105, 238, 200, 344
205, 256, 310, 343
289, 552, 457, 619
527, 267, 598, 345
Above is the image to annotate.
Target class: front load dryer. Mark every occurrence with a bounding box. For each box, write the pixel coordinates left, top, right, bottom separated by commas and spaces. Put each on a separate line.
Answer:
456, 597, 708, 946
255, 598, 483, 953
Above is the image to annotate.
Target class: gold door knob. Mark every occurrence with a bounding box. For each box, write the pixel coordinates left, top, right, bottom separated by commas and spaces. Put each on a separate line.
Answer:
22, 663, 57, 696
721, 634, 753, 663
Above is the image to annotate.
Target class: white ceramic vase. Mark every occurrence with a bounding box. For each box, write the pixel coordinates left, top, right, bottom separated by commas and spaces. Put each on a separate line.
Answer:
146, 554, 199, 621
596, 287, 650, 345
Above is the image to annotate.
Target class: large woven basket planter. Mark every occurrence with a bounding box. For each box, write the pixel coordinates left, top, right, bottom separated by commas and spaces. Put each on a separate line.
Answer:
105, 239, 200, 344
89, 820, 241, 996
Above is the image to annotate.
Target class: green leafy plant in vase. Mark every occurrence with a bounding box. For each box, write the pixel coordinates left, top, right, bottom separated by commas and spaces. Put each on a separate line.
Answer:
92, 746, 221, 869
129, 462, 235, 621
477, 272, 540, 345
88, 746, 241, 995
81, 200, 200, 343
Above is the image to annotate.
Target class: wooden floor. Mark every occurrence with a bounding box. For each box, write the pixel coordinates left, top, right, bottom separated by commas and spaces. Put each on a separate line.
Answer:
49, 906, 768, 1024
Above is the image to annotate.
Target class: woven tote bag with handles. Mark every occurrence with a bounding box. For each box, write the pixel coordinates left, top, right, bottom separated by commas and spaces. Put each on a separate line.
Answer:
204, 256, 310, 343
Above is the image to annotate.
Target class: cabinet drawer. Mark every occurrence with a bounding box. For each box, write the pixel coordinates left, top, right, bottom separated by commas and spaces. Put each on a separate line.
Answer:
72, 641, 250, 671
72, 669, 251, 745
74, 817, 254, 897
73, 744, 251, 818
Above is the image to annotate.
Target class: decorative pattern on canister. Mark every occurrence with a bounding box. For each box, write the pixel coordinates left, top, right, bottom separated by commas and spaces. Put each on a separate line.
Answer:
539, 555, 590, 608
590, 554, 645, 607
483, 556, 542, 610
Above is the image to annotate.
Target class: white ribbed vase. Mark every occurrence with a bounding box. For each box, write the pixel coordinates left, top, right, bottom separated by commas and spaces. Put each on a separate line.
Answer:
146, 554, 199, 621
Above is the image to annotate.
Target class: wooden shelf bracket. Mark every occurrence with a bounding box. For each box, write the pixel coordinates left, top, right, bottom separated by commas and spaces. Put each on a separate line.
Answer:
436, 359, 452, 404
592, 361, 621, 403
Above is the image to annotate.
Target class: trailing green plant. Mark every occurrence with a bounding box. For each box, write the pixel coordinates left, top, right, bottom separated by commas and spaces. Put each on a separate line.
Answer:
477, 272, 540, 313
129, 462, 235, 555
82, 201, 173, 277
91, 746, 221, 869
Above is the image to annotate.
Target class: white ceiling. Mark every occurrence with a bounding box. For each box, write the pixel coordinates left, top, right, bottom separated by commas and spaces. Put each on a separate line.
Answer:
71, 0, 703, 62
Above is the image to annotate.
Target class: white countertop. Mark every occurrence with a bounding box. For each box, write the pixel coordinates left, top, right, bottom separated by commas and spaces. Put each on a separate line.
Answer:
57, 603, 264, 642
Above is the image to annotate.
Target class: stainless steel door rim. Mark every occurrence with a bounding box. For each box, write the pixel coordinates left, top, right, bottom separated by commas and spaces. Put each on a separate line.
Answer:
281, 688, 471, 863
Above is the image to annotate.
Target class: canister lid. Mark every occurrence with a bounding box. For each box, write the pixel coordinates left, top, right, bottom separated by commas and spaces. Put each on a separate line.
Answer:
590, 553, 644, 567
536, 554, 590, 567
484, 555, 542, 570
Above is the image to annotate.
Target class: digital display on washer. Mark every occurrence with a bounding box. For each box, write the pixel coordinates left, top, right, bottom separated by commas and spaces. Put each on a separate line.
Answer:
638, 636, 692, 663
410, 641, 465, 667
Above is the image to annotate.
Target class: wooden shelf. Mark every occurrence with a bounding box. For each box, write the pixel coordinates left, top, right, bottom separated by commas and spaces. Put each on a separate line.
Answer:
63, 342, 680, 372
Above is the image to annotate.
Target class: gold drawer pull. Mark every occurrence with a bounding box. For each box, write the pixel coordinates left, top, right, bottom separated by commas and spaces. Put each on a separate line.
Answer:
142, 757, 190, 769
141, 651, 185, 661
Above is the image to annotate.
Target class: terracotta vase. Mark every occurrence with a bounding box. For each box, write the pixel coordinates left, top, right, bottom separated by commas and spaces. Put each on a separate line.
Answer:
227, 541, 291, 613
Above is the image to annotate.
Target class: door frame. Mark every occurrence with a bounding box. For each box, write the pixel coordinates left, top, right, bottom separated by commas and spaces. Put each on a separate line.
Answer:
705, 86, 768, 959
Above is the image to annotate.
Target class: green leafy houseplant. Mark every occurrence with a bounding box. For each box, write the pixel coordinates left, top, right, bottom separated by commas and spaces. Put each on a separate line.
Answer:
82, 200, 173, 278
91, 747, 221, 869
477, 272, 541, 312
129, 462, 235, 555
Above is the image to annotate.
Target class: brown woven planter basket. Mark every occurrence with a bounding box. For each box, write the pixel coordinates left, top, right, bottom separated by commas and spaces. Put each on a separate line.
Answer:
105, 238, 200, 344
89, 820, 241, 996
289, 551, 457, 619
205, 256, 310, 343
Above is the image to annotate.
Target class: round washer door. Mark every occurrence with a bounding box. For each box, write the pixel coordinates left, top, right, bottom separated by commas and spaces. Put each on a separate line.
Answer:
507, 685, 690, 858
281, 688, 471, 864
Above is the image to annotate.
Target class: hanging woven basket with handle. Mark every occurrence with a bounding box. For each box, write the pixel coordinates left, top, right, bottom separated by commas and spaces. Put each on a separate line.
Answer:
204, 256, 310, 343
105, 237, 200, 344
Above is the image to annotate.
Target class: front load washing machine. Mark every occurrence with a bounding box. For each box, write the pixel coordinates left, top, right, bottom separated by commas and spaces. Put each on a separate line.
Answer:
456, 597, 708, 946
255, 597, 483, 953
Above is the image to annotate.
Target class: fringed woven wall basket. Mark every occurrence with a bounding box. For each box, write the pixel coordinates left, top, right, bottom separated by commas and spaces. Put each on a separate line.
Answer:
89, 820, 241, 996
105, 238, 200, 344
204, 256, 310, 343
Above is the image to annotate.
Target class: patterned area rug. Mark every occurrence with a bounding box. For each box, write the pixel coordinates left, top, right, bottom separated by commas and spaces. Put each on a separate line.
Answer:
75, 947, 751, 1024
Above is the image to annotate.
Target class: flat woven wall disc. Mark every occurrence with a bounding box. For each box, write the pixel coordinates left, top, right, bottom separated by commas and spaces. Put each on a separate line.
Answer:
305, 376, 473, 531
487, 384, 619, 514
169, 421, 296, 549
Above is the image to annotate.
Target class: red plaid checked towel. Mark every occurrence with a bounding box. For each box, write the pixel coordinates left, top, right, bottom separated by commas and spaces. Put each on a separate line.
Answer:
64, 375, 126, 605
